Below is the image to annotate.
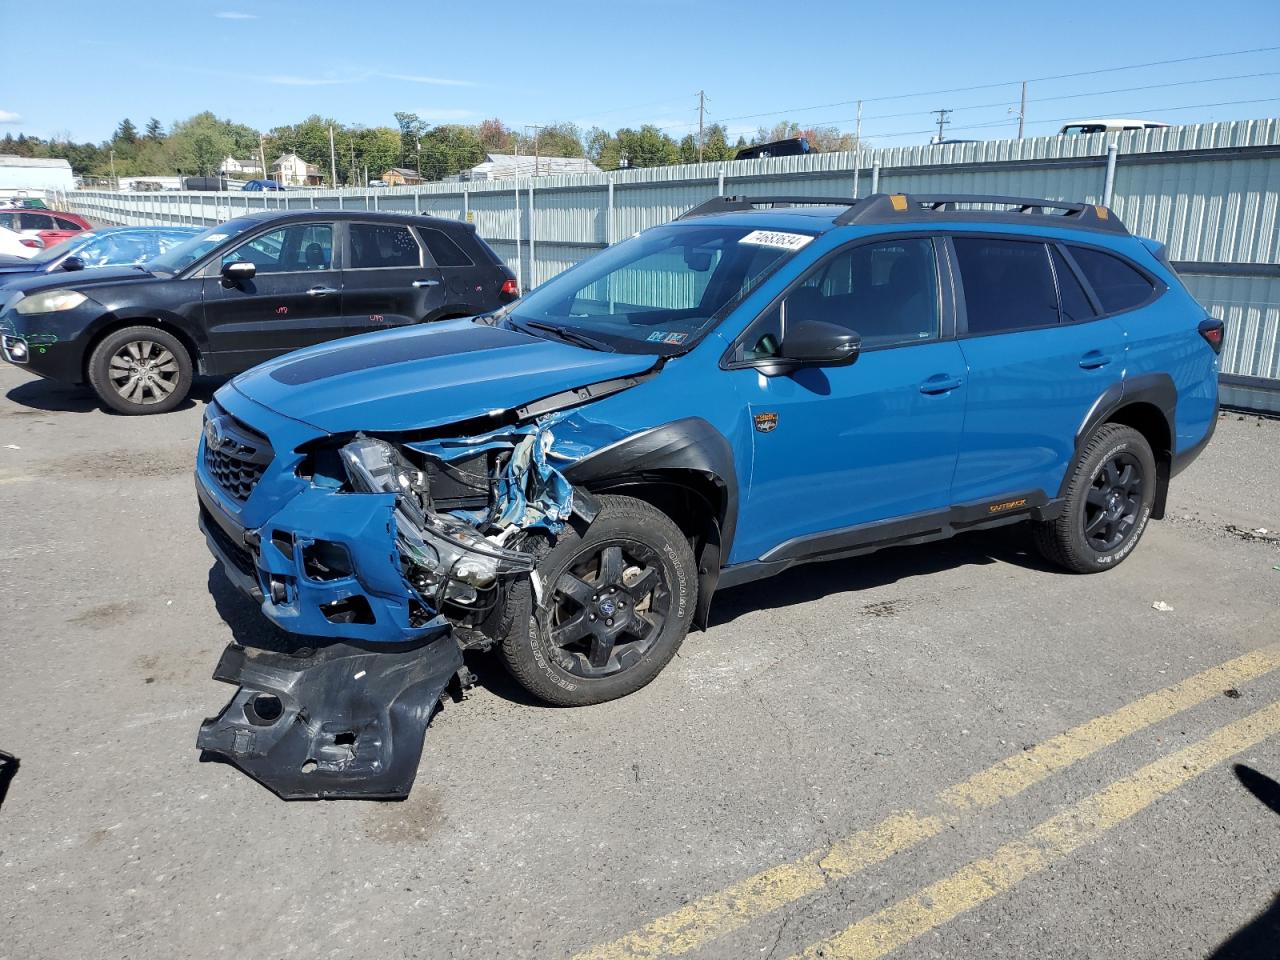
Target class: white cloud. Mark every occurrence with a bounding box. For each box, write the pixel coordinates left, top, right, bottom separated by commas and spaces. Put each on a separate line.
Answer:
0, 110, 20, 124
411, 108, 477, 122
263, 74, 358, 87
381, 73, 476, 88
215, 11, 258, 19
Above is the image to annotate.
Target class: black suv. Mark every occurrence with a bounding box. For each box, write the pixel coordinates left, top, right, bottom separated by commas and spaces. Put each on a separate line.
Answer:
0, 211, 518, 413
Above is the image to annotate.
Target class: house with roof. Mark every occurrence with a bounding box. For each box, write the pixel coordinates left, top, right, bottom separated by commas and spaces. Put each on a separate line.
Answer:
382, 167, 423, 186
271, 153, 324, 187
219, 156, 264, 178
458, 153, 601, 181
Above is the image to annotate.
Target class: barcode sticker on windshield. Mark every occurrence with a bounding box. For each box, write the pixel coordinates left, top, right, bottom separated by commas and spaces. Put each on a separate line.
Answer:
205, 233, 228, 242
738, 230, 813, 251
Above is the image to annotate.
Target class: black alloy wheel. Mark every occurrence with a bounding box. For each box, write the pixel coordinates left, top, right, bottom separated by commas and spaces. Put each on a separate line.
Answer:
1082, 451, 1145, 553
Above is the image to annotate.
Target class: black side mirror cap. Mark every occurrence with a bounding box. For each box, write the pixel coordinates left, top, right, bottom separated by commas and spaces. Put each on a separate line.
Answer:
221, 261, 256, 286
61, 256, 85, 272
780, 318, 861, 367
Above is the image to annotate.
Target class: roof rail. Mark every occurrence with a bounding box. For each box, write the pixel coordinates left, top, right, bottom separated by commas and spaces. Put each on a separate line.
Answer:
837, 193, 1127, 233
677, 192, 1126, 235
678, 195, 859, 220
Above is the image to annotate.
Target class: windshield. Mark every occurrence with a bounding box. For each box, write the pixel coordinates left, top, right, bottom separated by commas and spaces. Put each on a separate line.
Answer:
145, 218, 258, 275
506, 222, 813, 354
29, 232, 101, 265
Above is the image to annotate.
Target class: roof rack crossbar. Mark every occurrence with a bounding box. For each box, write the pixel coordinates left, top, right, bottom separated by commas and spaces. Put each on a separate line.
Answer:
832, 193, 1125, 233
678, 195, 860, 220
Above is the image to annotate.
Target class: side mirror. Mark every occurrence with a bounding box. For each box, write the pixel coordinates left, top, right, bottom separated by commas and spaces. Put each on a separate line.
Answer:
61, 255, 85, 272
221, 260, 256, 286
780, 318, 861, 367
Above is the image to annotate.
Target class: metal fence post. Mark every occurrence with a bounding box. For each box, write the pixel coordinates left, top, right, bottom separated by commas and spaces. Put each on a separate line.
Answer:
528, 180, 537, 289
1102, 142, 1118, 207
717, 168, 725, 196
463, 187, 470, 222
853, 152, 861, 198
414, 191, 420, 215
513, 180, 523, 291
870, 160, 880, 194
372, 191, 379, 211
606, 178, 614, 246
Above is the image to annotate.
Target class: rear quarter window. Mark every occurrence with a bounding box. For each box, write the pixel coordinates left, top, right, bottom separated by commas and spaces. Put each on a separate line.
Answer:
1068, 246, 1157, 314
419, 228, 473, 267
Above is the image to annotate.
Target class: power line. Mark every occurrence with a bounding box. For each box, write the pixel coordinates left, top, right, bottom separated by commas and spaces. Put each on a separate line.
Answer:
657, 45, 1280, 133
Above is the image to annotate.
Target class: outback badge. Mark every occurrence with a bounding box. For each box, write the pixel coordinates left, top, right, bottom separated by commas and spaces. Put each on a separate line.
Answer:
753, 411, 779, 434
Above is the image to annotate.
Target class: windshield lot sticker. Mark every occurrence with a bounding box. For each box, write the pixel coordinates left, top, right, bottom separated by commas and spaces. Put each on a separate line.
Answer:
205, 233, 228, 242
646, 331, 668, 341
739, 230, 813, 251
663, 332, 687, 344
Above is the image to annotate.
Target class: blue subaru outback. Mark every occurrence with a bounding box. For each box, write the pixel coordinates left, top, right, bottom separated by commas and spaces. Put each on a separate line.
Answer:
196, 193, 1222, 723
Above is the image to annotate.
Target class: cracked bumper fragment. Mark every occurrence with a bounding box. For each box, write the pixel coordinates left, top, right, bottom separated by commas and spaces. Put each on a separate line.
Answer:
196, 633, 461, 800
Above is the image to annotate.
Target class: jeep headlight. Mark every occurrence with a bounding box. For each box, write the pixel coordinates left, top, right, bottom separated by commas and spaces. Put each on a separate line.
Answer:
14, 289, 90, 315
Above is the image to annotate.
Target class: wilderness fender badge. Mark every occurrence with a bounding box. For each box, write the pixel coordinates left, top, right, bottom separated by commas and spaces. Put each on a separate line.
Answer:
754, 411, 779, 433
738, 230, 813, 251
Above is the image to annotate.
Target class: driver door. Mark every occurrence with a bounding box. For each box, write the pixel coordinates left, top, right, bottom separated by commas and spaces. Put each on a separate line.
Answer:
727, 236, 969, 563
201, 220, 342, 371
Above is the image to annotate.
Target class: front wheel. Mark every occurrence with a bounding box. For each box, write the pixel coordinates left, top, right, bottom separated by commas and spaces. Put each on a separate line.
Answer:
87, 325, 193, 415
499, 494, 697, 706
1033, 423, 1156, 573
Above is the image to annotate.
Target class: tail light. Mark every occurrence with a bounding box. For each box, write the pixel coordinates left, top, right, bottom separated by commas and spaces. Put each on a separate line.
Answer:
19, 238, 40, 249
500, 278, 519, 298
1198, 317, 1224, 354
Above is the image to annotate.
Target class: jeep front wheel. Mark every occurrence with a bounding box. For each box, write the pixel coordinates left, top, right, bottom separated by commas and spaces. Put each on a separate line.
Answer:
499, 494, 696, 706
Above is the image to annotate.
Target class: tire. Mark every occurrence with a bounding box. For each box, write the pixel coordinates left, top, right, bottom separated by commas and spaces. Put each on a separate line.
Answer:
87, 325, 193, 415
1033, 423, 1156, 573
499, 494, 697, 706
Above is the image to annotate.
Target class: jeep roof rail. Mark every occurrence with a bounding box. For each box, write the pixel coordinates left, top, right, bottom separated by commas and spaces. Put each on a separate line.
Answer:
678, 192, 1126, 234
678, 195, 860, 220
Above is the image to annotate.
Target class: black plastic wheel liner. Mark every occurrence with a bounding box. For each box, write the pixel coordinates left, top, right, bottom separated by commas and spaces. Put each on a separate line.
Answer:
196, 630, 462, 800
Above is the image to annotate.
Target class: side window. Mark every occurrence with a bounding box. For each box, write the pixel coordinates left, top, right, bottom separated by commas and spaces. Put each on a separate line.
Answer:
1067, 246, 1156, 314
953, 237, 1059, 334
222, 223, 334, 274
1050, 247, 1097, 323
19, 213, 54, 231
418, 228, 473, 267
348, 223, 421, 269
55, 217, 82, 231
0, 213, 16, 230
786, 238, 939, 349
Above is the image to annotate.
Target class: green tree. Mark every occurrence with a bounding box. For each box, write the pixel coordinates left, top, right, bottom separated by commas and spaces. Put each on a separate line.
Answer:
477, 118, 512, 153
702, 123, 734, 161
145, 118, 165, 141
678, 133, 699, 164
615, 125, 680, 168
418, 124, 485, 180
393, 111, 425, 167
114, 118, 138, 144
585, 127, 620, 170
354, 126, 402, 183
170, 112, 235, 176
515, 122, 584, 159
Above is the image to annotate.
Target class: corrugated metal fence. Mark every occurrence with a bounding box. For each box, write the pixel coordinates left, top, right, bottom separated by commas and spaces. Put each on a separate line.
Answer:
61, 119, 1280, 407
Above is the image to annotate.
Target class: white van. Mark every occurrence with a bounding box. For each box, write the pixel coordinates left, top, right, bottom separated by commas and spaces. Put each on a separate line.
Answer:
1059, 118, 1170, 135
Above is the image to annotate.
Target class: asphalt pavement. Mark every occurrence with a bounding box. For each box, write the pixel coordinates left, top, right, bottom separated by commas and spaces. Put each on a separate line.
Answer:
1, 363, 1278, 960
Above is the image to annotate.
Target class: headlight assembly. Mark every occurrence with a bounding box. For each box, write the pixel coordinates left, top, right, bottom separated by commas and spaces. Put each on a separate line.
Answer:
14, 289, 90, 315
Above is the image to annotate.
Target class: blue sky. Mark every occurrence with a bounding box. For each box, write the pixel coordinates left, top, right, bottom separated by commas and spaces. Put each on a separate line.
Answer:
2, 0, 1278, 146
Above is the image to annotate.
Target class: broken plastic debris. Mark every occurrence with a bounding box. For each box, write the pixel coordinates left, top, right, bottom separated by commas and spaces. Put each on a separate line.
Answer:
1152, 600, 1174, 612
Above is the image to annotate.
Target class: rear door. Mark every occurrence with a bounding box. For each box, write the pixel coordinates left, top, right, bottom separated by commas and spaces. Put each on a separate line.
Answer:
339, 220, 444, 337
947, 234, 1126, 506
18, 212, 59, 248
419, 225, 499, 316
200, 219, 342, 369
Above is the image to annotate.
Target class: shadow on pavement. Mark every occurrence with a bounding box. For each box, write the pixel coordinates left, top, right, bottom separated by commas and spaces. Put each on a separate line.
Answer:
1205, 764, 1280, 959
0, 750, 18, 812
4, 375, 223, 415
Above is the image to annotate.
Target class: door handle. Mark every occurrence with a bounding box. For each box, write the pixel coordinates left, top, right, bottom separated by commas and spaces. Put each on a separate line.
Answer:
1078, 351, 1113, 369
412, 279, 441, 287
306, 286, 338, 297
919, 374, 964, 395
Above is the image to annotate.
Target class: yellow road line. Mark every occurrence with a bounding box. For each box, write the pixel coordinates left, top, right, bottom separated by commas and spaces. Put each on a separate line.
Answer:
792, 697, 1280, 960
573, 646, 1280, 960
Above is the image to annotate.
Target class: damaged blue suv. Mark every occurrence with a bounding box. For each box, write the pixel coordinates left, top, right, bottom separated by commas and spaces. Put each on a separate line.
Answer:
195, 193, 1222, 796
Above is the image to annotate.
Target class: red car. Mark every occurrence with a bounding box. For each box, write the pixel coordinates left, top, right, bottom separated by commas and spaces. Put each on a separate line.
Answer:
0, 209, 90, 249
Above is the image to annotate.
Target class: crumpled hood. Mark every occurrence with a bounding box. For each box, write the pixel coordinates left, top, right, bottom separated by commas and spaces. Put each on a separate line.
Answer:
230, 318, 659, 435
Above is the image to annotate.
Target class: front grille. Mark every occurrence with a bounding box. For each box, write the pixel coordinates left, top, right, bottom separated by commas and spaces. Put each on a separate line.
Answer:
203, 408, 273, 503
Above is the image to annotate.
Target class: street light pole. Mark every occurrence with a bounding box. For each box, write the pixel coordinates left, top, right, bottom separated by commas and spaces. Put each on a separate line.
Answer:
109, 148, 117, 190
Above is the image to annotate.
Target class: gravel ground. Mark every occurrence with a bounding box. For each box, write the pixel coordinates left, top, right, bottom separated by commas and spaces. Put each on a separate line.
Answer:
0, 364, 1277, 960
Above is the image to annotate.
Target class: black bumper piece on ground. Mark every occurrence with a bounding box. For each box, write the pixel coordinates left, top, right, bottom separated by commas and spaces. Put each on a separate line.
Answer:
196, 631, 462, 800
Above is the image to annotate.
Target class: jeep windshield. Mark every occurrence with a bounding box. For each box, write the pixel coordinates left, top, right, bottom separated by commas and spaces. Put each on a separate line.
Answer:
504, 222, 814, 354
145, 218, 258, 276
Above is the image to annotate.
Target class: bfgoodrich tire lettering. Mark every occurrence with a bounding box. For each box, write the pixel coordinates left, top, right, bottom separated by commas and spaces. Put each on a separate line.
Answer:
1034, 423, 1156, 573
499, 494, 696, 706
88, 325, 193, 415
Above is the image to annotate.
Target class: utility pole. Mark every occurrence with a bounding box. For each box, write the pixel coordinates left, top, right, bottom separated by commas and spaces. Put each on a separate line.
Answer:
109, 148, 117, 189
1017, 80, 1027, 139
855, 100, 863, 147
258, 134, 268, 183
697, 90, 706, 162
416, 136, 422, 179
349, 138, 356, 187
328, 125, 338, 188
525, 124, 544, 178
932, 109, 952, 144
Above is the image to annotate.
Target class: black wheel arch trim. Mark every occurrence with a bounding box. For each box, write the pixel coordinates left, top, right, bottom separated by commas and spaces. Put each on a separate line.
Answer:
1067, 372, 1177, 519
562, 417, 738, 630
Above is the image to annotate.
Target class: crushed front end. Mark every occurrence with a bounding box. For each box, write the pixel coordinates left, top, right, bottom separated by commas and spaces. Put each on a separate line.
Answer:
193, 384, 595, 798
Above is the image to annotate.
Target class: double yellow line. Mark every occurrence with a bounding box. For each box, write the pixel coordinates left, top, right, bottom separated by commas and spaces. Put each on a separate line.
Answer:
574, 644, 1280, 960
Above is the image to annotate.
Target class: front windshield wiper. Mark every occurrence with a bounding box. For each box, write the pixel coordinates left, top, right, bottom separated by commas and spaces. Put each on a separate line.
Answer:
510, 317, 615, 353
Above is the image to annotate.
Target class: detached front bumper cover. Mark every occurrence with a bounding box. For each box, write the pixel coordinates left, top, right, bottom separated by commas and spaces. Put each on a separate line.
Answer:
196, 631, 462, 800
